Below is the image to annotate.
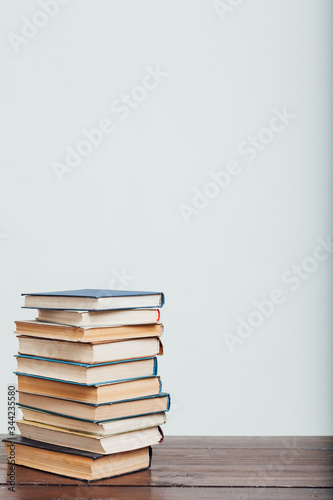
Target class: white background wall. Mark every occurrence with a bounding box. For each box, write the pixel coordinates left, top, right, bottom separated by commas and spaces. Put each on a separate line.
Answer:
0, 0, 332, 435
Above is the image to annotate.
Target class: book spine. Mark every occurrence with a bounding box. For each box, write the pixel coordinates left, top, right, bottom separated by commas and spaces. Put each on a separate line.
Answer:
153, 357, 158, 375
158, 425, 164, 443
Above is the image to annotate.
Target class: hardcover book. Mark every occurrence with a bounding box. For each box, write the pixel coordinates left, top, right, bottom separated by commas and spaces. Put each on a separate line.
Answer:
16, 420, 164, 454
15, 355, 158, 385
19, 408, 167, 435
17, 336, 163, 363
18, 392, 171, 421
15, 320, 164, 342
3, 436, 152, 481
23, 289, 165, 310
17, 373, 162, 403
36, 308, 160, 327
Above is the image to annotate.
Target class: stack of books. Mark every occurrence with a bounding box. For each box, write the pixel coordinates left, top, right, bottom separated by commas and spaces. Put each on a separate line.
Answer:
4, 289, 170, 481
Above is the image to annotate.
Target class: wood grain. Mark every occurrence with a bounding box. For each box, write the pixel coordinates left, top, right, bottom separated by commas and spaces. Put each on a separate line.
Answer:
1, 435, 332, 498
1, 486, 333, 500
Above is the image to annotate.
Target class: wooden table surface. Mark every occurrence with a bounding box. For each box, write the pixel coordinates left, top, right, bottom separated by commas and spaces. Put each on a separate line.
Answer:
0, 435, 332, 499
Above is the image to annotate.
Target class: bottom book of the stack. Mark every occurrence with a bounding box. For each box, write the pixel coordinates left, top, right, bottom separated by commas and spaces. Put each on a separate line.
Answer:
4, 435, 153, 480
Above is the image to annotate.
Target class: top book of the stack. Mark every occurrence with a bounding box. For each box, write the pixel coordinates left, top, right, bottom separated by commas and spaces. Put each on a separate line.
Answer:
22, 289, 165, 311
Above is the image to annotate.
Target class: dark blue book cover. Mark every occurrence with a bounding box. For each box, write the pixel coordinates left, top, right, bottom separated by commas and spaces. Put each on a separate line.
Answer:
22, 289, 164, 300
22, 289, 165, 310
